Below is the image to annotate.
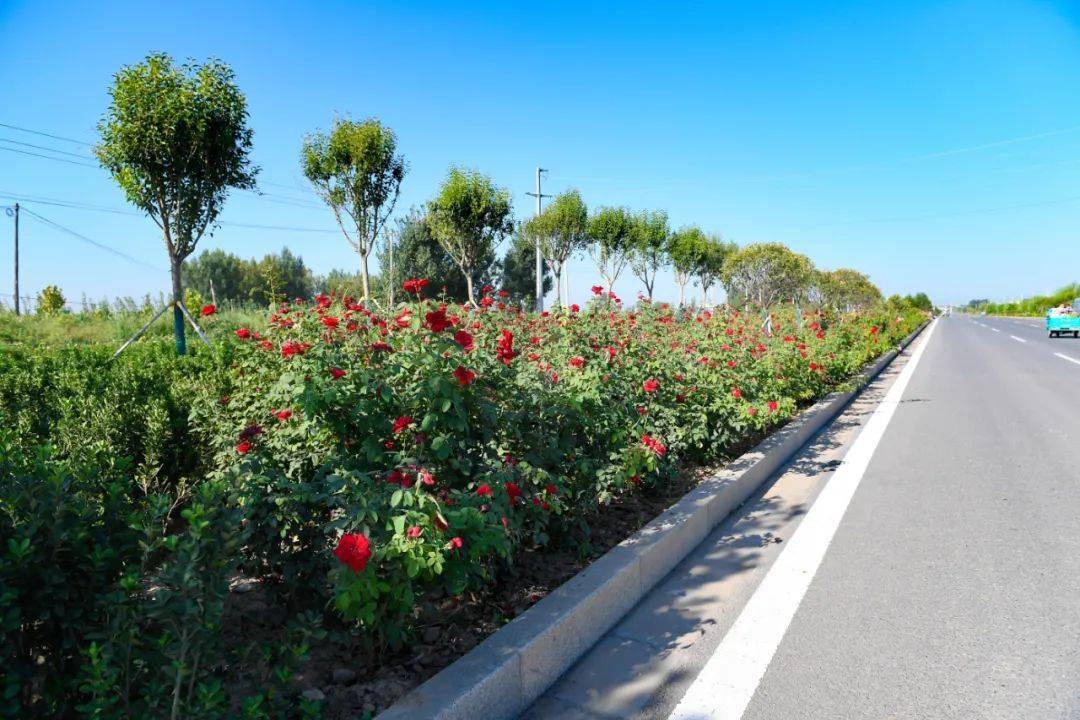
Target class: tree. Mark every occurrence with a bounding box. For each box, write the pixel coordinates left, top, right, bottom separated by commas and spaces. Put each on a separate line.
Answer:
696, 235, 737, 306
720, 242, 814, 309
377, 208, 498, 303
36, 285, 66, 315
500, 226, 552, 307
96, 53, 257, 354
668, 225, 706, 306
588, 206, 634, 292
819, 268, 883, 311
524, 190, 589, 307
427, 168, 514, 306
906, 292, 933, 312
301, 118, 406, 302
629, 210, 669, 301
184, 248, 247, 303
253, 248, 313, 306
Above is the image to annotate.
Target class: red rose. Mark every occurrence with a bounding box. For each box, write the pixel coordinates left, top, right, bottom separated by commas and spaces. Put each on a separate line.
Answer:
321, 315, 340, 330
454, 330, 475, 352
425, 308, 452, 333
403, 278, 429, 294
200, 304, 216, 317
506, 482, 521, 505
641, 433, 667, 457
236, 441, 252, 455
274, 409, 293, 421
768, 401, 778, 413
392, 415, 414, 434
449, 536, 464, 549
235, 328, 251, 340
642, 378, 660, 393
731, 388, 742, 399
495, 330, 518, 365
453, 365, 476, 386
476, 484, 493, 498
569, 356, 585, 368
329, 367, 346, 380
333, 533, 372, 573
370, 342, 393, 353
591, 285, 603, 295
407, 526, 423, 538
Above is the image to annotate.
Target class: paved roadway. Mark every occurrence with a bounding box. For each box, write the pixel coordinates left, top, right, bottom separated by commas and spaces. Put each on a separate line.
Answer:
524, 314, 1080, 720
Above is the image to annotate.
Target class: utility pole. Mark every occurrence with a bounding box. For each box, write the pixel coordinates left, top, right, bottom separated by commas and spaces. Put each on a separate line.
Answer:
526, 167, 551, 312
12, 203, 18, 316
386, 226, 395, 307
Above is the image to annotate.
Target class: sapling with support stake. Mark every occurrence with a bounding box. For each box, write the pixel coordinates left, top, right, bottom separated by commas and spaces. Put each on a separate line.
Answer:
95, 52, 258, 355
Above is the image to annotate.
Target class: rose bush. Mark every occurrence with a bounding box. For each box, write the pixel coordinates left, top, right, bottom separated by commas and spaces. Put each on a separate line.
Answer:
197, 286, 924, 649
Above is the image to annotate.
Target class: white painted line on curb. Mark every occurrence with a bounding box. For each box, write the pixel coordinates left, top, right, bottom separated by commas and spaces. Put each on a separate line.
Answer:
1010, 335, 1027, 343
1054, 352, 1080, 366
667, 320, 938, 720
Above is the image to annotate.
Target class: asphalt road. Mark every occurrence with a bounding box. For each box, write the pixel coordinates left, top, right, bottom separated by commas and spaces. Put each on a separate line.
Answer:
525, 314, 1080, 720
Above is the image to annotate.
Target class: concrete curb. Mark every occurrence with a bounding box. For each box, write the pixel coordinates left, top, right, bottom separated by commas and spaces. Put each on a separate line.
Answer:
376, 321, 929, 720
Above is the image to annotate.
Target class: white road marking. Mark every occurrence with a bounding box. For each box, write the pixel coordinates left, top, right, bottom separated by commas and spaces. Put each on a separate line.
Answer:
1054, 352, 1080, 366
668, 320, 938, 720
1010, 335, 1027, 343
991, 328, 1001, 333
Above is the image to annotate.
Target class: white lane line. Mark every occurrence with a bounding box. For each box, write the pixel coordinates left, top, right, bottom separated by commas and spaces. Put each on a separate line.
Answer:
991, 328, 1001, 333
1054, 352, 1080, 366
1010, 335, 1027, 343
668, 320, 938, 720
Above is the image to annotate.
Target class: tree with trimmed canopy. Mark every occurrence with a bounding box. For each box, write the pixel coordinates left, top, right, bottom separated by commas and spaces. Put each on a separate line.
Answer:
588, 206, 635, 293
301, 118, 406, 302
629, 209, 670, 301
720, 242, 814, 309
525, 190, 589, 307
96, 53, 258, 355
427, 167, 514, 307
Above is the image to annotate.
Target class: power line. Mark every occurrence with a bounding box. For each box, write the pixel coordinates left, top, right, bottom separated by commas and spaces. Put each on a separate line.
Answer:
0, 137, 93, 160
0, 145, 99, 168
19, 207, 165, 271
0, 192, 339, 233
0, 122, 94, 147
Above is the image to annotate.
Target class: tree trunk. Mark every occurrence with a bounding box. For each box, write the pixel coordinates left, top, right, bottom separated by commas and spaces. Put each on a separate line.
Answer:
170, 255, 187, 356
554, 267, 563, 308
678, 282, 684, 307
360, 251, 370, 301
465, 270, 476, 307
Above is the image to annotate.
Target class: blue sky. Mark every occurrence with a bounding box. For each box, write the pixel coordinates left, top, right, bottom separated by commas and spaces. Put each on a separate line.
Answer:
1, 0, 1079, 308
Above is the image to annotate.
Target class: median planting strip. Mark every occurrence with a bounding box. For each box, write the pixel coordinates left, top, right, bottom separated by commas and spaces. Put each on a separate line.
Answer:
377, 320, 929, 720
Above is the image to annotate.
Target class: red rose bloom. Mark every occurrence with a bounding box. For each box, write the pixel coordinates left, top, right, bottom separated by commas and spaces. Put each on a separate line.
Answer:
454, 330, 475, 352
333, 533, 372, 573
425, 308, 452, 333
235, 328, 251, 340
768, 401, 779, 413
476, 484, 493, 498
321, 315, 340, 329
569, 356, 585, 368
200, 304, 216, 316
370, 342, 393, 353
641, 433, 667, 457
392, 415, 414, 434
403, 278, 429, 294
495, 330, 518, 365
731, 388, 742, 399
643, 378, 660, 393
506, 482, 522, 506
453, 365, 476, 386
274, 409, 293, 421
449, 537, 463, 549
236, 441, 252, 455
329, 367, 346, 380
407, 526, 423, 538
